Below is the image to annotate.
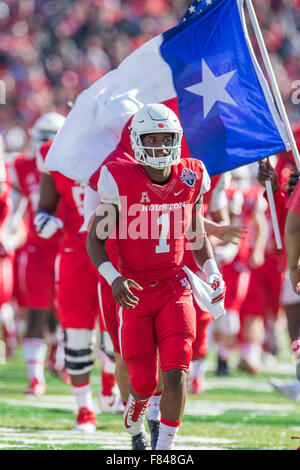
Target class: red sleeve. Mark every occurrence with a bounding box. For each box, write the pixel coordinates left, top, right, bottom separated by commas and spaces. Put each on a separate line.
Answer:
39, 140, 53, 161
287, 180, 300, 216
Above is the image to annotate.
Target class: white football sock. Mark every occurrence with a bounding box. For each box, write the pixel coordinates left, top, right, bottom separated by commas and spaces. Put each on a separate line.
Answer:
217, 343, 231, 362
148, 393, 161, 421
23, 338, 47, 382
156, 419, 180, 450
72, 382, 94, 411
191, 357, 207, 380
241, 342, 262, 367
99, 348, 116, 374
0, 303, 16, 333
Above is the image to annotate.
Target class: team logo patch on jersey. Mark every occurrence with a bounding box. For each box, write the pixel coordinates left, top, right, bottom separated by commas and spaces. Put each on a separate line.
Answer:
180, 168, 198, 188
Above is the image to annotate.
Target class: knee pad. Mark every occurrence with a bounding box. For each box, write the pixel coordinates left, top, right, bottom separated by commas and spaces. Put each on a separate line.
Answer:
64, 328, 96, 375
215, 310, 240, 336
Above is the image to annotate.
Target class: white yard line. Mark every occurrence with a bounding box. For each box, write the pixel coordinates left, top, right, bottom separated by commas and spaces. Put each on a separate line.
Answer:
0, 428, 233, 450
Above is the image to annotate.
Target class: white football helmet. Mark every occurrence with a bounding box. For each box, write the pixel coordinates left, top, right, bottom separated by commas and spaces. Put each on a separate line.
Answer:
129, 103, 183, 169
31, 112, 66, 153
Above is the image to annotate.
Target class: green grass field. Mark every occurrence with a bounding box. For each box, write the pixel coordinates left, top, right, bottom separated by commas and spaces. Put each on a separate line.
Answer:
1, 335, 300, 451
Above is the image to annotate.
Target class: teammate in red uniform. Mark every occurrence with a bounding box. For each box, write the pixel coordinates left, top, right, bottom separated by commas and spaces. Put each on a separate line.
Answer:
213, 166, 268, 375
10, 113, 65, 396
0, 136, 20, 358
34, 140, 117, 432
87, 103, 226, 450
257, 147, 300, 401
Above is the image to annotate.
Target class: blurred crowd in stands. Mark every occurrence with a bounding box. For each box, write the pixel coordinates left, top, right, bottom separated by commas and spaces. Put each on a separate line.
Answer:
0, 0, 299, 152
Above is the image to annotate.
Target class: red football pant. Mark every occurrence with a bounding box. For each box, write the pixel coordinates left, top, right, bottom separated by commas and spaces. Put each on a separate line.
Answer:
55, 241, 99, 329
223, 259, 251, 313
239, 254, 283, 341
15, 241, 58, 309
0, 253, 14, 307
192, 301, 212, 360
98, 277, 120, 352
118, 271, 196, 399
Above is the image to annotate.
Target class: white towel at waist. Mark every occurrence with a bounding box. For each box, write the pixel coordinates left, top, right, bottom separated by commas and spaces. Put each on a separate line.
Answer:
183, 266, 227, 320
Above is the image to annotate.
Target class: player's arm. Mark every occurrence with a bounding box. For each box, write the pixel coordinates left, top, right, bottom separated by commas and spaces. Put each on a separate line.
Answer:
86, 202, 142, 309
204, 218, 247, 245
249, 202, 268, 269
285, 209, 300, 294
86, 168, 142, 309
187, 198, 225, 304
34, 173, 63, 238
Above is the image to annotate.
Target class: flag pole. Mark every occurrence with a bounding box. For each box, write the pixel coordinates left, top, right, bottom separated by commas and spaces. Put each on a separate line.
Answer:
245, 0, 300, 172
265, 179, 283, 250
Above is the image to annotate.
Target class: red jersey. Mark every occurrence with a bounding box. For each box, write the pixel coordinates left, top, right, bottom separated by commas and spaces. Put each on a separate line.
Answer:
12, 154, 62, 248
99, 158, 210, 281
40, 141, 86, 246
230, 184, 266, 262
0, 165, 13, 233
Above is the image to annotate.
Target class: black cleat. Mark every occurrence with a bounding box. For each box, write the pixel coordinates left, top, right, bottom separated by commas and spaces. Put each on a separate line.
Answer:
215, 356, 230, 376
131, 431, 148, 450
147, 419, 160, 450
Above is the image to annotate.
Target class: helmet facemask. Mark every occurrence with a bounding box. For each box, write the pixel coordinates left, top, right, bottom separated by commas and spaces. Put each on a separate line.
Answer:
131, 129, 182, 169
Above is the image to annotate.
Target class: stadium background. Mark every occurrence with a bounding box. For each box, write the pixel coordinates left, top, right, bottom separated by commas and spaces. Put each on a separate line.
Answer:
0, 0, 300, 154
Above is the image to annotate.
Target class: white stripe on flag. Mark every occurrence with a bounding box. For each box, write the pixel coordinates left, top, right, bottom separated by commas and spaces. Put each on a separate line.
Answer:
45, 34, 176, 182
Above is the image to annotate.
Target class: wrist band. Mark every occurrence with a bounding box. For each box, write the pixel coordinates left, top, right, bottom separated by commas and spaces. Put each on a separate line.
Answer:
192, 212, 202, 217
98, 261, 121, 286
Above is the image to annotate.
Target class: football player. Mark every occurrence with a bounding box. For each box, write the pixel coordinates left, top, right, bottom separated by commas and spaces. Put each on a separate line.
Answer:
86, 103, 226, 450
257, 151, 300, 401
34, 140, 118, 432
10, 113, 65, 395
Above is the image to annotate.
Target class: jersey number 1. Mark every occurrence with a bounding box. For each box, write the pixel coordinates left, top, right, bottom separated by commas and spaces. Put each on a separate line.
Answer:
155, 213, 170, 254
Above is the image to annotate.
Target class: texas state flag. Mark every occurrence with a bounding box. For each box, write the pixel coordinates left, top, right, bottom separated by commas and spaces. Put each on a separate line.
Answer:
45, 0, 290, 182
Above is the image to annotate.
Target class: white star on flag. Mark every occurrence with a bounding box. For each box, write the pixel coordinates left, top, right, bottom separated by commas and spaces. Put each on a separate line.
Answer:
185, 59, 238, 118
189, 5, 196, 13
206, 0, 212, 5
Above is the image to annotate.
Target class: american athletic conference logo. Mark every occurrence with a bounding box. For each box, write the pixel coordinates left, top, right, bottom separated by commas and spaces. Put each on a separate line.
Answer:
180, 168, 198, 188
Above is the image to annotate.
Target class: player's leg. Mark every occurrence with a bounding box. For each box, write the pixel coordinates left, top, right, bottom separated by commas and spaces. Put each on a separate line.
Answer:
98, 331, 119, 413
21, 244, 58, 395
270, 272, 300, 401
190, 306, 212, 393
155, 274, 196, 450
261, 254, 282, 364
98, 279, 123, 412
147, 361, 163, 450
56, 246, 98, 431
115, 352, 129, 408
214, 261, 248, 375
238, 267, 265, 374
118, 300, 158, 450
45, 311, 70, 383
0, 253, 16, 358
23, 308, 51, 396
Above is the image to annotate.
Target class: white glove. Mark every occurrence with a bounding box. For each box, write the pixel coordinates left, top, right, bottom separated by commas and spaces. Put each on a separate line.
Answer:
207, 273, 226, 305
34, 212, 63, 239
